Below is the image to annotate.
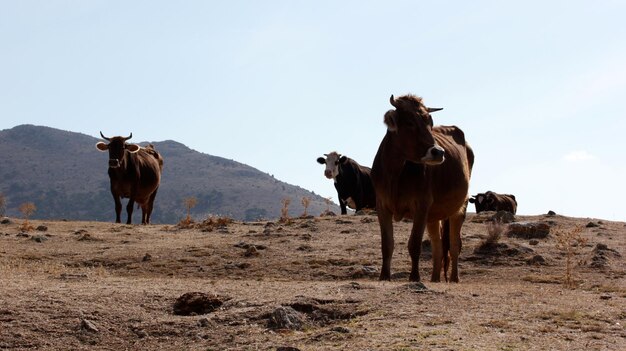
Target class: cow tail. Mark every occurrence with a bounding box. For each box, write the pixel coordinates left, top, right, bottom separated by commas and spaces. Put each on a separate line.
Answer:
442, 219, 451, 282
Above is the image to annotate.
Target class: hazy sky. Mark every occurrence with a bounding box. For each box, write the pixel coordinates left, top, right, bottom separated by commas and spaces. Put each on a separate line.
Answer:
2, 1, 625, 221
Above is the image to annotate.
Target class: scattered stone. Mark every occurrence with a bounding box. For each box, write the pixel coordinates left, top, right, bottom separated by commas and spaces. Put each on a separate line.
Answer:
590, 243, 621, 268
335, 219, 353, 225
80, 318, 99, 333
173, 292, 224, 316
142, 253, 152, 262
529, 239, 539, 246
197, 317, 211, 327
135, 329, 148, 338
224, 262, 251, 270
60, 273, 88, 280
276, 347, 301, 351
330, 326, 351, 333
507, 222, 550, 239
360, 217, 375, 223
320, 210, 336, 217
244, 246, 260, 257
1, 217, 11, 224
297, 245, 313, 252
350, 266, 378, 279
600, 294, 612, 300
492, 211, 516, 223
36, 225, 48, 232
405, 282, 429, 293
527, 255, 546, 265
31, 235, 48, 243
546, 210, 556, 216
340, 229, 355, 234
16, 232, 29, 238
586, 222, 600, 228
267, 306, 303, 330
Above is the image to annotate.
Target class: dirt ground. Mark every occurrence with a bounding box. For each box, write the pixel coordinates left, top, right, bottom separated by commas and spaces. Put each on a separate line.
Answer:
0, 212, 624, 351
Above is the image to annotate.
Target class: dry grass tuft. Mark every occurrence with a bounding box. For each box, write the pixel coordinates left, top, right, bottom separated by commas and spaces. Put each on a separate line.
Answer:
301, 196, 311, 217
476, 220, 506, 251
554, 225, 587, 289
280, 198, 291, 223
18, 202, 36, 232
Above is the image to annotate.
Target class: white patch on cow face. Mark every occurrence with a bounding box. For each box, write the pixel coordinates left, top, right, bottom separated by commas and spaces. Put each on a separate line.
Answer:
477, 195, 485, 204
321, 152, 341, 180
421, 145, 445, 165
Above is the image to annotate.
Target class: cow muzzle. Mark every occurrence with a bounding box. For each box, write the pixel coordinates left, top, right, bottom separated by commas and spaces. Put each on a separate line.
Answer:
324, 170, 333, 179
108, 159, 121, 168
421, 145, 445, 165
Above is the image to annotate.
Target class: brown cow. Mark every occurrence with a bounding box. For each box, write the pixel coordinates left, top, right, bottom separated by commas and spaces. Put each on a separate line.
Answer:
469, 191, 517, 214
371, 94, 474, 282
96, 132, 163, 224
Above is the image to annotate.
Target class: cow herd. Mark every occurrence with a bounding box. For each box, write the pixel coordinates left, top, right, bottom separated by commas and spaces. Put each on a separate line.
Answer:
96, 94, 517, 283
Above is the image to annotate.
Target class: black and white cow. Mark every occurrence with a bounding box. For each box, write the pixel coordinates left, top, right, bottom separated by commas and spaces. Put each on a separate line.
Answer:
317, 151, 376, 215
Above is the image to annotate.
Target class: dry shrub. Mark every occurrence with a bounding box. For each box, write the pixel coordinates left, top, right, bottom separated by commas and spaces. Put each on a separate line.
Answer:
196, 216, 234, 232
179, 197, 198, 228
0, 193, 6, 216
554, 225, 587, 288
477, 220, 506, 251
280, 198, 291, 223
18, 202, 36, 232
324, 197, 332, 212
301, 196, 311, 217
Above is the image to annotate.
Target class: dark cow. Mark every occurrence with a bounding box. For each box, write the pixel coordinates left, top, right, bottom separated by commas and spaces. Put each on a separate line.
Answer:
469, 191, 517, 214
371, 94, 474, 283
96, 132, 163, 224
317, 152, 376, 215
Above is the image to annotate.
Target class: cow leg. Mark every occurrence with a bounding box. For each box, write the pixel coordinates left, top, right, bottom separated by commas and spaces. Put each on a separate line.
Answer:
340, 200, 347, 215
126, 199, 135, 225
408, 212, 428, 282
377, 207, 394, 280
144, 188, 158, 225
113, 196, 122, 223
426, 221, 443, 282
447, 213, 465, 283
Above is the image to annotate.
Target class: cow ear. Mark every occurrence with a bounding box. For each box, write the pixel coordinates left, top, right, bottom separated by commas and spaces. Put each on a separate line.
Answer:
384, 110, 397, 132
126, 144, 140, 153
468, 197, 475, 203
96, 142, 108, 152
317, 157, 326, 165
339, 156, 348, 164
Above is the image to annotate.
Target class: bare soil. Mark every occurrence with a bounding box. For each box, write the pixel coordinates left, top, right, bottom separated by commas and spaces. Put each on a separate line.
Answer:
0, 213, 624, 350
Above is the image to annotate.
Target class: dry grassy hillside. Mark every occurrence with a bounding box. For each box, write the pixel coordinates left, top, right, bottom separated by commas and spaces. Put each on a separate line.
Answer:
0, 212, 624, 350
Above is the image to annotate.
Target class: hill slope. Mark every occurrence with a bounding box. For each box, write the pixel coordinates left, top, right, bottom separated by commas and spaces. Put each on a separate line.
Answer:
0, 125, 335, 222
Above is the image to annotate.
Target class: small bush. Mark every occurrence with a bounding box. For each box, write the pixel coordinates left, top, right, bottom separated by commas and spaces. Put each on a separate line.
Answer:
0, 193, 6, 217
179, 197, 198, 228
554, 226, 587, 289
18, 202, 36, 232
301, 197, 311, 217
476, 220, 506, 251
280, 198, 291, 223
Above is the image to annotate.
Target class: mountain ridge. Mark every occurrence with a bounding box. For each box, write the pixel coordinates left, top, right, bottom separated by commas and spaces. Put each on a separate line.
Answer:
0, 124, 336, 223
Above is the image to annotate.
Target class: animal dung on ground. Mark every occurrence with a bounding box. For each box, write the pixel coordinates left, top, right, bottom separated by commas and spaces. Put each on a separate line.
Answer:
173, 292, 224, 316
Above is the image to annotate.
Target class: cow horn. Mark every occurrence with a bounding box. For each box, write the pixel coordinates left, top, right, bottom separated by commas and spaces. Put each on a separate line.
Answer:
99, 131, 110, 141
389, 95, 398, 108
124, 133, 133, 141
427, 107, 443, 113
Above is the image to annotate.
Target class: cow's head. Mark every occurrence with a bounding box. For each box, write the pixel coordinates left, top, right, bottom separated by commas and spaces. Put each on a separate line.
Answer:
95, 132, 140, 168
468, 192, 490, 213
317, 152, 347, 180
384, 94, 445, 165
